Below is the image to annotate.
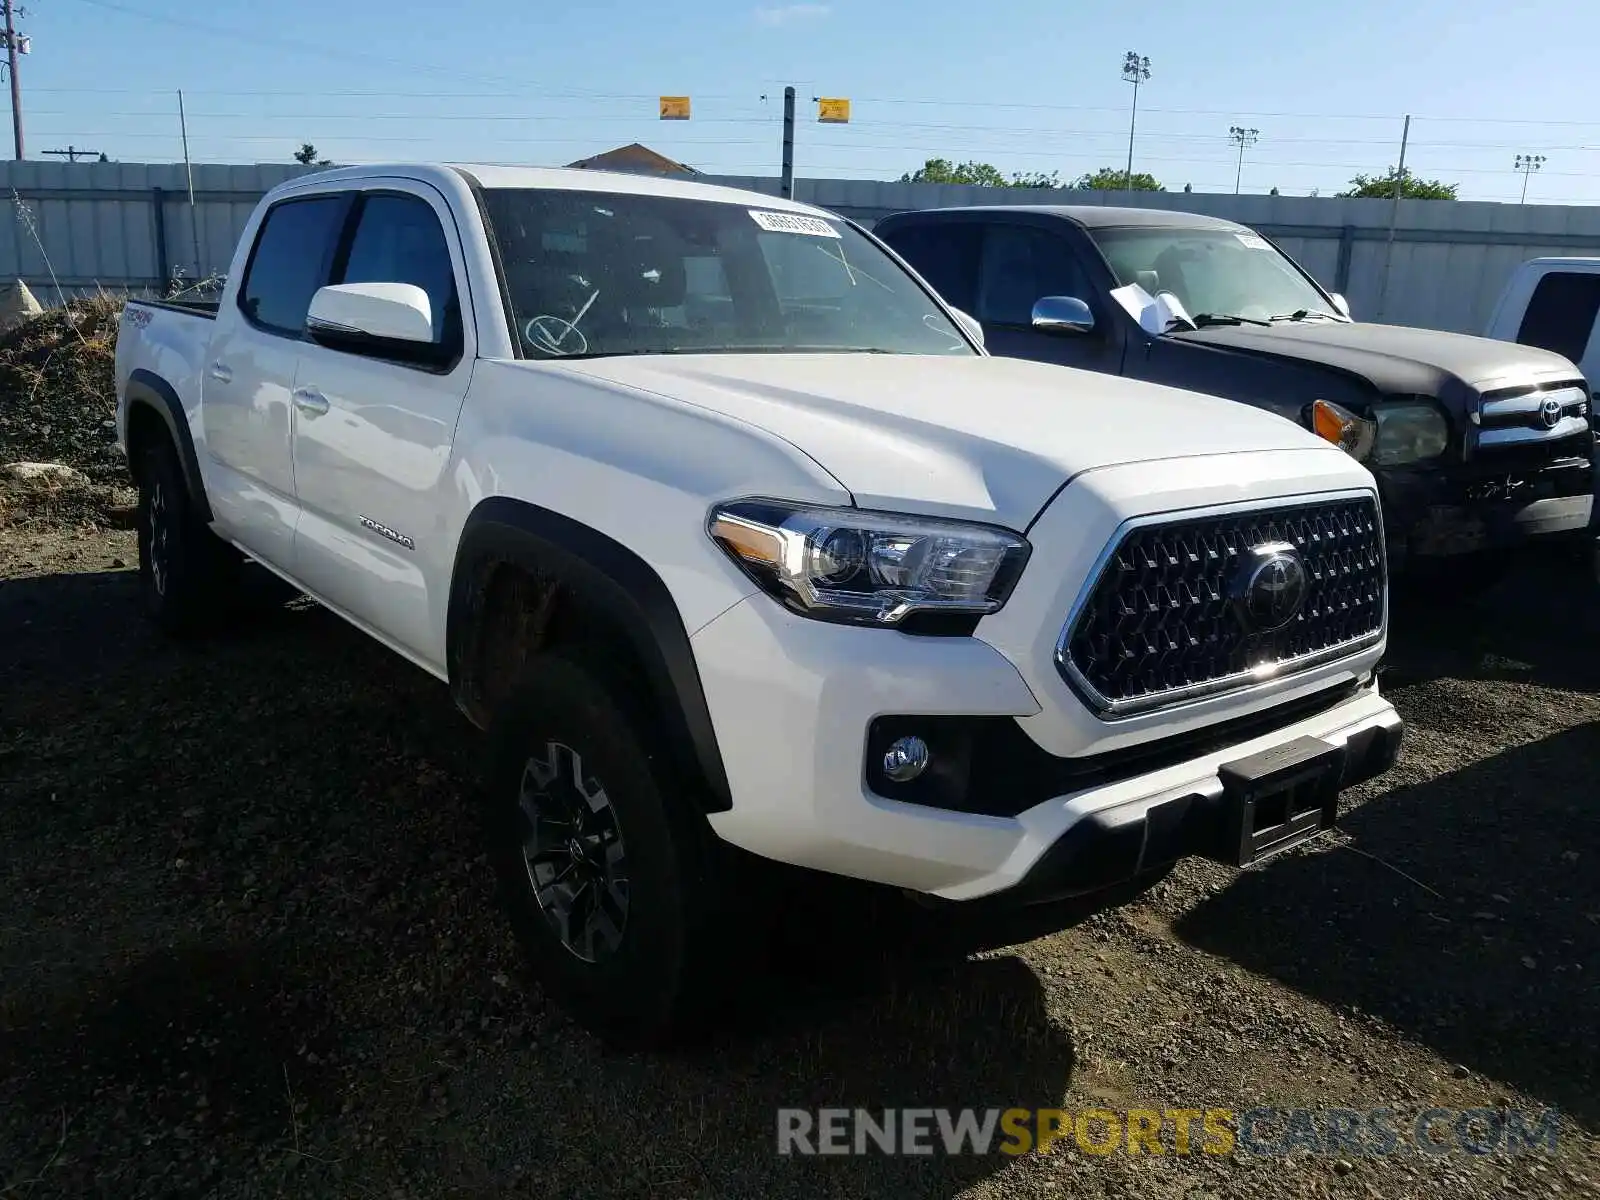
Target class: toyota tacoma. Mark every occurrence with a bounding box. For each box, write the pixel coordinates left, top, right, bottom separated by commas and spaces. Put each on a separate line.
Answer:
114, 165, 1404, 1045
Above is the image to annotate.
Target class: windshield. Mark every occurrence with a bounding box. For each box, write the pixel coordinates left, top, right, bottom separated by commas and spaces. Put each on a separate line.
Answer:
479, 188, 975, 359
1086, 226, 1341, 326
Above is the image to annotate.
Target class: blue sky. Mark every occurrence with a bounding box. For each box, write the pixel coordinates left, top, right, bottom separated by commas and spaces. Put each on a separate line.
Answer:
19, 0, 1600, 203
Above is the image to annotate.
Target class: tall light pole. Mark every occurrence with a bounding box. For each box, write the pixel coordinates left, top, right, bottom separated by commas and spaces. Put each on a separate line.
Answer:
1514, 153, 1545, 204
1229, 125, 1259, 195
1121, 51, 1150, 193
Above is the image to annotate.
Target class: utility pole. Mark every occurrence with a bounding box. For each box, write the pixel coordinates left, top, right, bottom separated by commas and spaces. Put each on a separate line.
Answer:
1514, 153, 1545, 204
780, 85, 795, 199
1121, 51, 1150, 192
3, 0, 28, 160
1375, 113, 1411, 322
1229, 126, 1259, 194
179, 90, 201, 277
43, 145, 102, 163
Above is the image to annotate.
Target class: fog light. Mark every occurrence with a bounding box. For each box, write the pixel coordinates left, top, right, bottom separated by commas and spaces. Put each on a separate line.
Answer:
882, 735, 931, 782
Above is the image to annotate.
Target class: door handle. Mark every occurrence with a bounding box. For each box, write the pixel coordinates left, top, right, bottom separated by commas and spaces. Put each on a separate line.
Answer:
292, 387, 330, 417
208, 361, 233, 384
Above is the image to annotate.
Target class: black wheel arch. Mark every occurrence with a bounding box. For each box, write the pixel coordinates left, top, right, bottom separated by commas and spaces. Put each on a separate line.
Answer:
447, 497, 733, 813
123, 368, 213, 524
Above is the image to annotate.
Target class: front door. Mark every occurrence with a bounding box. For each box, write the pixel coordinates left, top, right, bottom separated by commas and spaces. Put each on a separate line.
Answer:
289, 183, 475, 669
201, 193, 349, 570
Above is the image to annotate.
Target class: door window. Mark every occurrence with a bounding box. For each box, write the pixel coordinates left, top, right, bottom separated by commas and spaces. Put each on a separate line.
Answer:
975, 225, 1092, 326
338, 192, 464, 354
1516, 271, 1600, 365
237, 195, 349, 337
877, 222, 982, 312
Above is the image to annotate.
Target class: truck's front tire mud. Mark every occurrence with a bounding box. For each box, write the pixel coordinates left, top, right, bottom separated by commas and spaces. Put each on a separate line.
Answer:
484, 651, 728, 1048
135, 438, 238, 633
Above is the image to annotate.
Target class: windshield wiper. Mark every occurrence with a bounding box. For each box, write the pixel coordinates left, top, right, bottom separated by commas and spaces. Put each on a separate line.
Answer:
1187, 312, 1272, 328
1268, 309, 1340, 322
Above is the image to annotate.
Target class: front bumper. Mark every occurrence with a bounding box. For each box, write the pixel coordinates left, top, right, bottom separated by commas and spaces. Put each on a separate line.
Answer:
692, 594, 1403, 902
1379, 456, 1594, 568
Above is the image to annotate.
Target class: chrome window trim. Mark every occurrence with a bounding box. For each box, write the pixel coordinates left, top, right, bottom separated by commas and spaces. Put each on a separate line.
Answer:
1054, 488, 1388, 722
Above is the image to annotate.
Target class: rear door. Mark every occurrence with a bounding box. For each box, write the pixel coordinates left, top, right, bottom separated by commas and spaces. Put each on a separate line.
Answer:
202, 192, 350, 569
288, 182, 475, 669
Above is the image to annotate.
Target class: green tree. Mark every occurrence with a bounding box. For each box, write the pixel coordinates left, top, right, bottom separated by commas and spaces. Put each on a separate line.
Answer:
898, 158, 1058, 188
1072, 167, 1165, 191
294, 143, 331, 166
1336, 166, 1457, 200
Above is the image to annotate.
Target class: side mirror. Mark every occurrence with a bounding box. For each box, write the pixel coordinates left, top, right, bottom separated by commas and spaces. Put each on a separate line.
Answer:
949, 307, 985, 349
1329, 292, 1352, 319
306, 282, 445, 364
1032, 295, 1096, 336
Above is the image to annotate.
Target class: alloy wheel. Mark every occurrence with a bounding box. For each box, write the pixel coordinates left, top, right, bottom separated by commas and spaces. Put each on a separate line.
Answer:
517, 740, 630, 963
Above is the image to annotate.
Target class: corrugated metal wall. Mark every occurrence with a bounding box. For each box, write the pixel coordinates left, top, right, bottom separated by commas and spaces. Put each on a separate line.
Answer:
3, 159, 1600, 335
0, 160, 325, 303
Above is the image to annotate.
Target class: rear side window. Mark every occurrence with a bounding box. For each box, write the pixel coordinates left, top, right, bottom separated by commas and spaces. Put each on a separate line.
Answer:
238, 195, 348, 336
878, 221, 981, 312
1516, 271, 1600, 365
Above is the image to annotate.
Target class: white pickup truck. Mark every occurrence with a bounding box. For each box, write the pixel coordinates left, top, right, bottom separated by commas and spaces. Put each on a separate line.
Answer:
115, 163, 1403, 1045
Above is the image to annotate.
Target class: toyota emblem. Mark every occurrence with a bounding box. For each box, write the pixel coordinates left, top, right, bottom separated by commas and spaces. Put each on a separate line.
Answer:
1233, 542, 1309, 632
1539, 397, 1563, 429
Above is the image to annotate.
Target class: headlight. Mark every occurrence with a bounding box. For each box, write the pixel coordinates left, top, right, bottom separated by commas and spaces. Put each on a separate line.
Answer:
1371, 401, 1449, 467
708, 499, 1031, 626
1311, 399, 1376, 461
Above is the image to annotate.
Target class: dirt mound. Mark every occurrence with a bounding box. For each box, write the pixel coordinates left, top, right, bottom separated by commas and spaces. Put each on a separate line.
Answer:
0, 294, 125, 484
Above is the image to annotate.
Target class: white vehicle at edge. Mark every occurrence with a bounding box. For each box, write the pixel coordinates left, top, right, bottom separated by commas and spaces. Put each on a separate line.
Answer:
113, 163, 1404, 1046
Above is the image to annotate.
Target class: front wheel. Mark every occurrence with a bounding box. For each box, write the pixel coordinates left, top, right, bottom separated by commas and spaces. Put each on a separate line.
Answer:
484, 651, 728, 1047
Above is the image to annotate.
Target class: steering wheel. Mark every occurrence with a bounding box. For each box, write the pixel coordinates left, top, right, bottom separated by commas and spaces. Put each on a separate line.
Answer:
523, 314, 590, 357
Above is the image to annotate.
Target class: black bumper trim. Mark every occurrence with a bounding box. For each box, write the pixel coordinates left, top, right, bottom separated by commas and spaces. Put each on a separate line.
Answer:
1001, 714, 1404, 907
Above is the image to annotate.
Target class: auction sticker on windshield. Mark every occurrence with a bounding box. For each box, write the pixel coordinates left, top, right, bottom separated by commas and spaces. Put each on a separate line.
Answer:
749, 210, 841, 238
1235, 233, 1272, 250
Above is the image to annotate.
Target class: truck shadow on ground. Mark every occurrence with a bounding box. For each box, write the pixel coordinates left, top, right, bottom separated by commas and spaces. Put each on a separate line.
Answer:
1173, 720, 1600, 1127
1385, 557, 1600, 692
0, 564, 1079, 1195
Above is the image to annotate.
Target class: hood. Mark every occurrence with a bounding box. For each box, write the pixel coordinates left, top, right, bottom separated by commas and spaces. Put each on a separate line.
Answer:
1170, 319, 1583, 398
543, 352, 1349, 528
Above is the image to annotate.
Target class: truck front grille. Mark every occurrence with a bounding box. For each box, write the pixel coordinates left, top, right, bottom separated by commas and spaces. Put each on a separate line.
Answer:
1059, 495, 1386, 718
1475, 382, 1591, 460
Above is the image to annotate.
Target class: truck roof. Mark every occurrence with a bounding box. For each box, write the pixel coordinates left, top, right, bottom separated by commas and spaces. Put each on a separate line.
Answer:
880, 204, 1250, 232
271, 161, 832, 218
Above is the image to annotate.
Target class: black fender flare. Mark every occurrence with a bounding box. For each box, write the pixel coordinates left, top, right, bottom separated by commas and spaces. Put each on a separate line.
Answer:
446, 496, 733, 813
124, 368, 213, 523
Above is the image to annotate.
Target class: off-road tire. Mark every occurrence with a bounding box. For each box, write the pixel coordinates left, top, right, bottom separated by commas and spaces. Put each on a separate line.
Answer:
134, 436, 239, 634
484, 649, 728, 1048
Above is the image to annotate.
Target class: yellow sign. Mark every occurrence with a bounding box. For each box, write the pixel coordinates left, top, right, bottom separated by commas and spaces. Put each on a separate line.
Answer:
817, 97, 851, 124
659, 96, 691, 120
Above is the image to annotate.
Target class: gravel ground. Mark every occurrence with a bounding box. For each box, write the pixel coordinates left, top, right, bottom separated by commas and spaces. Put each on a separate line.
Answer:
2, 509, 1598, 1199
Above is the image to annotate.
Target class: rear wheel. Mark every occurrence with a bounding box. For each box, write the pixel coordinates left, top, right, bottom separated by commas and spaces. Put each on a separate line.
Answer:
135, 437, 238, 633
484, 651, 728, 1047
